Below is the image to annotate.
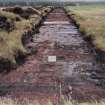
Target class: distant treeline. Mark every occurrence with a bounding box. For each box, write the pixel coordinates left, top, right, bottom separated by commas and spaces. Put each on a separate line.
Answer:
0, 1, 76, 6
0, 0, 105, 6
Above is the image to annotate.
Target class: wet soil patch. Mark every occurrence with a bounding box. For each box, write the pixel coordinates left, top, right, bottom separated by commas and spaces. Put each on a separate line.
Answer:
0, 7, 52, 73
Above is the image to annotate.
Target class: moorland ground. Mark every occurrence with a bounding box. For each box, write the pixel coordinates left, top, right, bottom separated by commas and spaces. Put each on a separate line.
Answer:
65, 4, 105, 52
0, 6, 51, 66
0, 4, 105, 105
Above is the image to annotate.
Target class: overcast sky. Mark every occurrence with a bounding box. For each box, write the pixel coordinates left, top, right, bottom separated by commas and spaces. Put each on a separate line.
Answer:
0, 0, 105, 2
62, 0, 105, 1
41, 0, 105, 1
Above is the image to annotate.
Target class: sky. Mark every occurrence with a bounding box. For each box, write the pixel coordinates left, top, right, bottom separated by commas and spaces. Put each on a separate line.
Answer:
35, 0, 105, 1
0, 0, 105, 2
60, 0, 105, 1
36, 0, 105, 1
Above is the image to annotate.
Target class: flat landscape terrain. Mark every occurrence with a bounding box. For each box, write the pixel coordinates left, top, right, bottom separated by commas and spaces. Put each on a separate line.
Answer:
0, 6, 51, 68
0, 4, 105, 105
65, 4, 105, 52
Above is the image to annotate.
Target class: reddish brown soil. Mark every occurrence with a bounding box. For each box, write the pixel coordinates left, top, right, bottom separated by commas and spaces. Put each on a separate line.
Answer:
0, 8, 105, 104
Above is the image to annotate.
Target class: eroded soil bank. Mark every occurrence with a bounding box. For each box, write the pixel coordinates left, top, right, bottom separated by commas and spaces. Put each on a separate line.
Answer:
0, 6, 52, 72
0, 8, 105, 104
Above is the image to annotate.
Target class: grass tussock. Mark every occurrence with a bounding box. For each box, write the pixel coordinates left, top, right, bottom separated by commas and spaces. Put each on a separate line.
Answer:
65, 4, 105, 51
63, 100, 105, 105
0, 97, 53, 105
0, 97, 105, 105
0, 9, 21, 21
0, 6, 51, 64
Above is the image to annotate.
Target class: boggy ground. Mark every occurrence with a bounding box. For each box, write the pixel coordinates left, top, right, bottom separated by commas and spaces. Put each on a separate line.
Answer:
65, 4, 105, 53
0, 6, 52, 71
0, 8, 105, 105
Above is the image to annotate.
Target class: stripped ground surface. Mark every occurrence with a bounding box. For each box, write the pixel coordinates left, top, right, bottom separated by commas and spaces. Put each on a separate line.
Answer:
0, 8, 105, 104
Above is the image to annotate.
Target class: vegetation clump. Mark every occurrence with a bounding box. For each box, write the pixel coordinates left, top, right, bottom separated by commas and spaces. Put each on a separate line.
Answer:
65, 4, 105, 52
0, 6, 52, 69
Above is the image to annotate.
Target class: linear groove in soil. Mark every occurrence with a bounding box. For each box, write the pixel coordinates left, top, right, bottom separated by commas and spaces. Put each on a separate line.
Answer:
0, 8, 105, 103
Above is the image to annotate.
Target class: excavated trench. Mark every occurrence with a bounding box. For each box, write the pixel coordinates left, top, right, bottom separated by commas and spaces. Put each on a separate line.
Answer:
0, 8, 105, 104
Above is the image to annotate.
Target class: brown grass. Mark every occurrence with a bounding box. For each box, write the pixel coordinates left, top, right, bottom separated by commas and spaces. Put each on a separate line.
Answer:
0, 97, 105, 105
0, 97, 53, 105
65, 4, 105, 52
0, 6, 51, 64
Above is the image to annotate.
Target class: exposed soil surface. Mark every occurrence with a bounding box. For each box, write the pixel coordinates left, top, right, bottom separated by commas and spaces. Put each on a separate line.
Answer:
0, 8, 105, 104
